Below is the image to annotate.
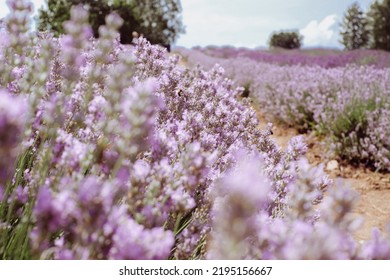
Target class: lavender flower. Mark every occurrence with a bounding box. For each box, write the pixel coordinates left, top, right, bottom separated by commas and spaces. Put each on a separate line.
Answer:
360, 228, 390, 259
60, 6, 92, 81
109, 215, 174, 260
207, 151, 271, 259
0, 90, 27, 185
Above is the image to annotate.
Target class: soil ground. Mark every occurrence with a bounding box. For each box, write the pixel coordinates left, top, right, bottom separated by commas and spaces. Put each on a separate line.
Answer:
256, 112, 390, 241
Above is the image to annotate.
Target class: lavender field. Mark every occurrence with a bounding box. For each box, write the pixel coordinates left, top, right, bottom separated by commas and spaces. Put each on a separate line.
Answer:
178, 47, 390, 172
1, 0, 390, 260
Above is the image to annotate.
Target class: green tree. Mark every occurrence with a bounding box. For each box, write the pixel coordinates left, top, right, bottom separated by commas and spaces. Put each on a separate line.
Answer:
37, 0, 184, 46
132, 0, 185, 46
367, 0, 390, 51
340, 2, 369, 50
269, 30, 303, 49
37, 0, 113, 38
37, 0, 73, 36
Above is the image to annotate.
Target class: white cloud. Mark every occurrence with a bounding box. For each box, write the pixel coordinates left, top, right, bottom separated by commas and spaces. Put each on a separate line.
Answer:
300, 14, 339, 47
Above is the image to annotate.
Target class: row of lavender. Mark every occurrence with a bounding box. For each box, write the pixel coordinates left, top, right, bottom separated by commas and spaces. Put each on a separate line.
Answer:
178, 48, 390, 172
199, 46, 390, 69
1, 0, 389, 259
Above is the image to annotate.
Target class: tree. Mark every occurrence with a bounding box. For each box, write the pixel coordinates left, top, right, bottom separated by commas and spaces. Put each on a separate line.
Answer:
132, 0, 185, 46
268, 30, 303, 49
367, 0, 390, 51
37, 0, 73, 36
37, 0, 114, 38
340, 2, 369, 50
37, 0, 184, 46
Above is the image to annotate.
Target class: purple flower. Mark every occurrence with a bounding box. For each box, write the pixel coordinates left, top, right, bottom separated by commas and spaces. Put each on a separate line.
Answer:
360, 228, 390, 260
109, 217, 174, 260
0, 90, 27, 184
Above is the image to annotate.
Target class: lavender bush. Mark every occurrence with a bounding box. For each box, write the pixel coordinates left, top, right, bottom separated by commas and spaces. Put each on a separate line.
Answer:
1, 0, 390, 260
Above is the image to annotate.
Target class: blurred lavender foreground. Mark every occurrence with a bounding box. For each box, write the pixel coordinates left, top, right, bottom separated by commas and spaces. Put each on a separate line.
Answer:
1, 0, 390, 260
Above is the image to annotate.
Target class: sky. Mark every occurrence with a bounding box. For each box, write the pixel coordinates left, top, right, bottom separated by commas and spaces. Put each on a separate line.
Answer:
0, 0, 375, 49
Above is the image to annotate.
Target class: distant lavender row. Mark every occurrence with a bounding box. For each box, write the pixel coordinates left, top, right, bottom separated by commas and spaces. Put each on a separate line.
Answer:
1, 0, 390, 260
194, 46, 390, 69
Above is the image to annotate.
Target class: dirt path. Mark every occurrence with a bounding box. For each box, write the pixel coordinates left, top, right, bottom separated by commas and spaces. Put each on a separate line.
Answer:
256, 112, 390, 241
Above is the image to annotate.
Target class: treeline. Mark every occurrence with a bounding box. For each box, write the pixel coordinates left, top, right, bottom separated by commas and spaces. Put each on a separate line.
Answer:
340, 0, 390, 51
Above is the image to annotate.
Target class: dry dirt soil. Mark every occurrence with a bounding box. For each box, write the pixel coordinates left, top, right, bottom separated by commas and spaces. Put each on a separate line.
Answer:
256, 112, 390, 241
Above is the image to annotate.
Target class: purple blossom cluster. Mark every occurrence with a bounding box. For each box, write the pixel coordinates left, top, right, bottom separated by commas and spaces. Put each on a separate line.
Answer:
178, 47, 390, 172
1, 0, 390, 260
31, 176, 174, 259
0, 90, 27, 186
